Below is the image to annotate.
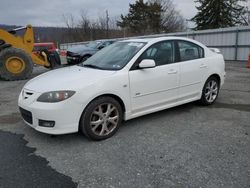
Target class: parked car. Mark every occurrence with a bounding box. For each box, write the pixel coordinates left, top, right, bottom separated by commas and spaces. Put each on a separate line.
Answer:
18, 37, 225, 141
33, 42, 58, 55
66, 40, 116, 65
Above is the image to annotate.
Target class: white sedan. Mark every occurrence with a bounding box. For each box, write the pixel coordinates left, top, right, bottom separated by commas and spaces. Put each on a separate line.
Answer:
18, 37, 225, 140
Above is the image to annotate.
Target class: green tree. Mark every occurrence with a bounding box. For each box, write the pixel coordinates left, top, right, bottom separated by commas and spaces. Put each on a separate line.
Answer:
192, 0, 248, 30
147, 1, 163, 33
117, 0, 184, 35
117, 0, 149, 34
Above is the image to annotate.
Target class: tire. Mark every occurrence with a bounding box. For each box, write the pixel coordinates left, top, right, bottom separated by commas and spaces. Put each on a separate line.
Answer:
199, 76, 220, 105
0, 47, 33, 81
40, 50, 61, 69
80, 96, 123, 141
49, 51, 61, 69
53, 52, 61, 66
81, 55, 91, 63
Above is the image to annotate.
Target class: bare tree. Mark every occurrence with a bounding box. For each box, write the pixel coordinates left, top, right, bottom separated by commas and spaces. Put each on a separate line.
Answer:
62, 13, 82, 42
79, 10, 91, 40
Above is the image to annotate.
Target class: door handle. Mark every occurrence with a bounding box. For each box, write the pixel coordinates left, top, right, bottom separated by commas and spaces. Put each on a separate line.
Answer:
168, 69, 178, 74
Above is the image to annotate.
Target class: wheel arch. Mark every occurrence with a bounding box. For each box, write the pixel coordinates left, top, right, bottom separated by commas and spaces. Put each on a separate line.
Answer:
85, 93, 126, 114
78, 93, 126, 130
207, 74, 221, 86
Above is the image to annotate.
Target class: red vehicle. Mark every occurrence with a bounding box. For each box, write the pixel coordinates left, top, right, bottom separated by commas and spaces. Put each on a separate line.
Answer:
33, 42, 57, 55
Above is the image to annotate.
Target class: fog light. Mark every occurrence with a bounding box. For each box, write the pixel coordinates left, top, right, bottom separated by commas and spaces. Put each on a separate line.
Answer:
38, 120, 55, 127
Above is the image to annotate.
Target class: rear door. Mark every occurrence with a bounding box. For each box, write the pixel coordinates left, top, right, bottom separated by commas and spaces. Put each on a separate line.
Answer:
177, 40, 208, 100
129, 41, 180, 114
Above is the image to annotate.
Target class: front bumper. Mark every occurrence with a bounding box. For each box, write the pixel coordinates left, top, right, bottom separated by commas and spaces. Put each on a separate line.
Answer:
66, 51, 82, 65
18, 89, 83, 135
66, 56, 82, 65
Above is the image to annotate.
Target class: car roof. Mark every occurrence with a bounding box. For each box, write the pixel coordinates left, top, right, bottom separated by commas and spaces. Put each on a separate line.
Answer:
121, 36, 206, 48
95, 39, 117, 42
124, 37, 189, 42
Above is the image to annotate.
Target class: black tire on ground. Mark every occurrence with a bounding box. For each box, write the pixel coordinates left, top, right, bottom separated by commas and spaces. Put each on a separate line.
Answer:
40, 49, 61, 69
80, 96, 123, 141
53, 52, 61, 66
199, 76, 220, 106
81, 55, 91, 63
0, 47, 33, 81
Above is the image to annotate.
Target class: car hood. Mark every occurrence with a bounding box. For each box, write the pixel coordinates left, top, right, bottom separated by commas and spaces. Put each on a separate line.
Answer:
24, 66, 116, 93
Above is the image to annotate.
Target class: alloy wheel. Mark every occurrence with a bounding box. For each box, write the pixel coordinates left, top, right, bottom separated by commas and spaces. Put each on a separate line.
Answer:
90, 103, 119, 136
205, 80, 218, 103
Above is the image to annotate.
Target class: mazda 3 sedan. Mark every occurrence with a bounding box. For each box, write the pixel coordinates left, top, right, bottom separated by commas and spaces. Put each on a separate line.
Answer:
18, 37, 225, 140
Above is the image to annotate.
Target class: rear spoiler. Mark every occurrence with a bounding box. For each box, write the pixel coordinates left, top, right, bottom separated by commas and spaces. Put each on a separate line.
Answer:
209, 48, 221, 54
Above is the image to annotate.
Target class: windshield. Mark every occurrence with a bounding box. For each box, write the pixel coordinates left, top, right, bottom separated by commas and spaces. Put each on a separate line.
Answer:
78, 41, 146, 70
85, 41, 101, 49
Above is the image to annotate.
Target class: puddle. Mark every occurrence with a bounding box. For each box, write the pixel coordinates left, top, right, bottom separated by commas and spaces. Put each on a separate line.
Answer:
0, 130, 77, 187
211, 102, 250, 112
0, 113, 21, 124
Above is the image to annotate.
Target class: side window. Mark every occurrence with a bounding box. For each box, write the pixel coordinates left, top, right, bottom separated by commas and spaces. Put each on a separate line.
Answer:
178, 41, 204, 62
139, 41, 175, 67
103, 42, 109, 46
104, 41, 113, 47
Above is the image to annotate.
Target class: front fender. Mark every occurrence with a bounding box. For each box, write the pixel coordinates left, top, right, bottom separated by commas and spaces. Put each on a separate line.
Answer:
73, 72, 131, 121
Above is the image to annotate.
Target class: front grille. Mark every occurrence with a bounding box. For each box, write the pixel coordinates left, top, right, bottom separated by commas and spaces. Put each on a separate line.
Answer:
19, 107, 33, 124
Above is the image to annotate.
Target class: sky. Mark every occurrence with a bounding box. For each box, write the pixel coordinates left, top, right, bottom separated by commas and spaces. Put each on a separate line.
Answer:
0, 0, 197, 27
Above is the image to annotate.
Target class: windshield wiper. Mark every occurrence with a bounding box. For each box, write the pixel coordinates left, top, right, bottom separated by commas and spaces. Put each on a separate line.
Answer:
83, 64, 102, 70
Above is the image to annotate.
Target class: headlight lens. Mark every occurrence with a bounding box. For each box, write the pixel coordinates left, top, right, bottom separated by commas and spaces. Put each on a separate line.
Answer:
37, 91, 75, 103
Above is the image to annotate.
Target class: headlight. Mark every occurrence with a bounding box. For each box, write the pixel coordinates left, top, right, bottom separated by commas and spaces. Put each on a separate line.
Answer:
37, 91, 75, 103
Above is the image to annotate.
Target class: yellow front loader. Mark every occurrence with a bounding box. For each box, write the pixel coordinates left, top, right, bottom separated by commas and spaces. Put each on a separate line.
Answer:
0, 25, 60, 81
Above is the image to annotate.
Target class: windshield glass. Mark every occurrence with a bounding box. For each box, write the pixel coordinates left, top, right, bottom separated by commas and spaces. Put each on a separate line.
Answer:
85, 41, 101, 49
78, 42, 146, 70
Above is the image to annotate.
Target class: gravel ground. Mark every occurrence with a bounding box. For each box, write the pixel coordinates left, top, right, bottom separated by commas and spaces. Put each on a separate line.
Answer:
0, 62, 249, 188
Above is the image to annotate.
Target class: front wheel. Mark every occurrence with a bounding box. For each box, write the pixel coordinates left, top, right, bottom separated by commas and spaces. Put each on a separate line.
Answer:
199, 76, 220, 105
80, 97, 123, 141
0, 47, 33, 81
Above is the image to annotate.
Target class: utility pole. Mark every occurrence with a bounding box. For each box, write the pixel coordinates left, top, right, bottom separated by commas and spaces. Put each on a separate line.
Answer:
106, 10, 110, 38
248, 0, 250, 25
248, 11, 250, 25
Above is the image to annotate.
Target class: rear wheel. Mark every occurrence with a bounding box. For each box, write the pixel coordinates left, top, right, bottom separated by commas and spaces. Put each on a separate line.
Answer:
199, 76, 220, 105
80, 97, 123, 141
0, 47, 33, 81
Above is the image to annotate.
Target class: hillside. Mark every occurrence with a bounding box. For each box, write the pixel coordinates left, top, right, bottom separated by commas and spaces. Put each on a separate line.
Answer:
0, 24, 71, 45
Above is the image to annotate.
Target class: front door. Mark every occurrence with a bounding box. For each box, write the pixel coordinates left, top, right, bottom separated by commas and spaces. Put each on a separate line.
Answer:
129, 41, 179, 114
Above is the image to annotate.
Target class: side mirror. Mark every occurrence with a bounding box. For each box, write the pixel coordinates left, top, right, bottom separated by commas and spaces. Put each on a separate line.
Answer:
139, 59, 156, 69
